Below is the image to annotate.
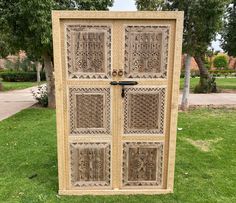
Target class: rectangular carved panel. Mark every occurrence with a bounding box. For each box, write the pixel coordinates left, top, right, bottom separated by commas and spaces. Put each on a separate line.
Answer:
124, 87, 165, 134
70, 142, 111, 187
124, 25, 169, 78
69, 87, 111, 135
66, 24, 112, 79
123, 142, 163, 187
76, 94, 104, 128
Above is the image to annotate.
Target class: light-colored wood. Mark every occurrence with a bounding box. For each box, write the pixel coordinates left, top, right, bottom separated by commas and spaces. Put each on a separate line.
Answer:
59, 189, 172, 195
166, 14, 184, 191
52, 11, 183, 195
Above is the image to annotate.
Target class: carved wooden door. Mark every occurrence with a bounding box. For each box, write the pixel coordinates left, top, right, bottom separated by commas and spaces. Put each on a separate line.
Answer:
52, 11, 183, 195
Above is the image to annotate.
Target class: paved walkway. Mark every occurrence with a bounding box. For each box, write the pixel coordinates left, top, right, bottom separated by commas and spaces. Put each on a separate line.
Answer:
0, 87, 37, 121
0, 87, 236, 121
179, 93, 236, 107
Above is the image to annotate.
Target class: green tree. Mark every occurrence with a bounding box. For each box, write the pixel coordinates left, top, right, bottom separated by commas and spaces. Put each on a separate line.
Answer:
221, 0, 236, 57
135, 0, 228, 95
166, 0, 228, 93
135, 0, 164, 10
0, 0, 113, 107
213, 55, 228, 69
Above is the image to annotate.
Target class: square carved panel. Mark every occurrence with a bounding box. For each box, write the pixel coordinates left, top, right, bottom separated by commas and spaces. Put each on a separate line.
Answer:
66, 24, 112, 79
123, 142, 163, 187
124, 87, 165, 134
69, 87, 111, 135
124, 25, 169, 78
70, 142, 111, 187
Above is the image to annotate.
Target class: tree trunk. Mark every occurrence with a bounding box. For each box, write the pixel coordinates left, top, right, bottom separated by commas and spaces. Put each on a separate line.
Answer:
0, 82, 3, 91
181, 54, 191, 111
194, 55, 217, 93
35, 61, 42, 84
43, 53, 55, 108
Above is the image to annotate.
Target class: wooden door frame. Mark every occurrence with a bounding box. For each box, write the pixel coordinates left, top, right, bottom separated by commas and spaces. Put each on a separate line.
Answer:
52, 11, 183, 195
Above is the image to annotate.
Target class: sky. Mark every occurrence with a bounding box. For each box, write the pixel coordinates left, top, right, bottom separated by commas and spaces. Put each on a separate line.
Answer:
110, 0, 222, 51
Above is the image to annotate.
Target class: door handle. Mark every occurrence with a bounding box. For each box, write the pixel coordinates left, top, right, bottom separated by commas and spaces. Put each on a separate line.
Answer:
110, 81, 138, 86
110, 81, 138, 97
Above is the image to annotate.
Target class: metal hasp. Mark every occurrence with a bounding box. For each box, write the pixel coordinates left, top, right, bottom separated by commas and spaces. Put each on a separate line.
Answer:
110, 81, 138, 98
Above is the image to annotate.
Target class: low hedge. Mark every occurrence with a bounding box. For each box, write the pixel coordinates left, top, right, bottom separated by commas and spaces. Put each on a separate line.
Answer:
181, 69, 236, 78
0, 71, 46, 82
209, 69, 236, 74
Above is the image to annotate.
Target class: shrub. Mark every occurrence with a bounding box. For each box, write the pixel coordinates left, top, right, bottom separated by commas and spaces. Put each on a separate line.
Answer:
213, 55, 228, 69
194, 77, 217, 93
4, 57, 37, 72
0, 71, 46, 82
32, 84, 48, 107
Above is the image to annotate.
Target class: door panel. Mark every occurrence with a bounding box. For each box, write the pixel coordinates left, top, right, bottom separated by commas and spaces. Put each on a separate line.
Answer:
70, 142, 111, 187
122, 142, 163, 187
66, 24, 112, 79
68, 87, 111, 135
123, 87, 166, 135
65, 22, 114, 189
120, 24, 169, 189
124, 25, 169, 79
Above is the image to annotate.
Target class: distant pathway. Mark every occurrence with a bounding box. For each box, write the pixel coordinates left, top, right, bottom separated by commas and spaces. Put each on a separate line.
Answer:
0, 87, 37, 121
0, 87, 236, 121
179, 93, 236, 107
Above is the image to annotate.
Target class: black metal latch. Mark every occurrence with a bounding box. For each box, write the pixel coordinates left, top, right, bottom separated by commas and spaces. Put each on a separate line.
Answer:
110, 81, 138, 98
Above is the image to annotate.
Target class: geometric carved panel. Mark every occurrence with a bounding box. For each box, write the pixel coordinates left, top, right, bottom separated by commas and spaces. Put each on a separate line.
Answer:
122, 142, 163, 187
124, 25, 169, 79
69, 87, 111, 135
70, 142, 111, 187
66, 24, 112, 79
124, 87, 165, 134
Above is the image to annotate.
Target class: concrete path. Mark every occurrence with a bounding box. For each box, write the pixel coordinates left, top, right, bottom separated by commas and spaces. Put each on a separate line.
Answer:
0, 87, 37, 121
0, 87, 236, 121
179, 93, 236, 107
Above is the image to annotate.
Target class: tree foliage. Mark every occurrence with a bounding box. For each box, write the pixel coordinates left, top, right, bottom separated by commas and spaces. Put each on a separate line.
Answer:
135, 0, 164, 11
221, 0, 236, 57
164, 0, 227, 57
135, 0, 228, 93
0, 0, 113, 59
213, 55, 228, 69
0, 0, 113, 106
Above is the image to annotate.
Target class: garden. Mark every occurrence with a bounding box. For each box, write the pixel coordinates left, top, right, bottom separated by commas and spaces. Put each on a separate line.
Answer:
0, 0, 236, 202
0, 108, 235, 202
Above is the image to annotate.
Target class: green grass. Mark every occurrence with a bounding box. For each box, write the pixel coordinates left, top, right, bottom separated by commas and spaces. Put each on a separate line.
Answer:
0, 81, 43, 91
180, 77, 236, 91
0, 108, 236, 202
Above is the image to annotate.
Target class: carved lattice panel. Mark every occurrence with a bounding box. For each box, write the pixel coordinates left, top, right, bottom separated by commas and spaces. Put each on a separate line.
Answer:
69, 87, 111, 135
66, 24, 112, 79
70, 142, 111, 187
122, 142, 163, 187
124, 25, 169, 79
124, 87, 165, 134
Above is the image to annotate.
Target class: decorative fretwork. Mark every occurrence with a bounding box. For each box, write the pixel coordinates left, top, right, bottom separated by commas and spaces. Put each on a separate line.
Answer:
122, 142, 163, 187
124, 25, 169, 78
124, 87, 165, 134
66, 24, 112, 79
69, 87, 111, 135
70, 142, 111, 187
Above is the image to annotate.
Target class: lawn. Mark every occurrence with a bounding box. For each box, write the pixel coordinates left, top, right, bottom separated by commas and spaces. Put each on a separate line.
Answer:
0, 108, 235, 202
0, 81, 43, 91
179, 77, 236, 91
